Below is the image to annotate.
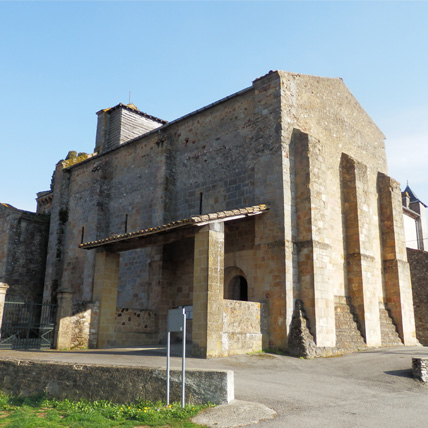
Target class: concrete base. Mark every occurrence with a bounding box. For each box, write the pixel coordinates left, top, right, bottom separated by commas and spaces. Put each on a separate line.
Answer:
192, 399, 276, 428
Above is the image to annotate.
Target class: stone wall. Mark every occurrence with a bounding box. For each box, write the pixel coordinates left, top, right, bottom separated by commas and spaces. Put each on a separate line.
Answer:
280, 71, 387, 315
43, 84, 262, 304
224, 217, 256, 301
44, 77, 288, 352
69, 300, 99, 349
407, 248, 428, 345
340, 153, 381, 346
278, 71, 417, 350
0, 204, 49, 303
0, 359, 234, 405
412, 357, 428, 382
115, 308, 155, 333
117, 248, 151, 309
41, 70, 416, 355
378, 175, 416, 345
222, 300, 267, 355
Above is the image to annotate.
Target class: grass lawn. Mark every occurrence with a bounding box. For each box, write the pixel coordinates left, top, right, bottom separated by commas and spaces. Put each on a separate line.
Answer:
0, 393, 210, 427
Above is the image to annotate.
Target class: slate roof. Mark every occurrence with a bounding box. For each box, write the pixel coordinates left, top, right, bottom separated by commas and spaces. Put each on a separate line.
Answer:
79, 204, 269, 250
403, 185, 427, 207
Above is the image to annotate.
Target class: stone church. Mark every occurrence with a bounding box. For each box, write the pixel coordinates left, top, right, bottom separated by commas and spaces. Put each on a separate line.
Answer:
0, 70, 420, 357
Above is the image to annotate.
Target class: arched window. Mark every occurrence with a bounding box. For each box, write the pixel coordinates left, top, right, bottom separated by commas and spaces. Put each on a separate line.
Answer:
227, 275, 248, 301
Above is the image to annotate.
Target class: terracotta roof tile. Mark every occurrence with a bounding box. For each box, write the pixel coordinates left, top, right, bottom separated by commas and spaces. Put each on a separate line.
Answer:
79, 204, 269, 250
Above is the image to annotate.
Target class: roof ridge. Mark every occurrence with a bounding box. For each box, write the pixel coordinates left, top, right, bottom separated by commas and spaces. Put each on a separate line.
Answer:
97, 103, 167, 124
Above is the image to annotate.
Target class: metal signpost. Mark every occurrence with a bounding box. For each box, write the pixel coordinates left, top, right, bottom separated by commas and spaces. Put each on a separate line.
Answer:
166, 307, 186, 408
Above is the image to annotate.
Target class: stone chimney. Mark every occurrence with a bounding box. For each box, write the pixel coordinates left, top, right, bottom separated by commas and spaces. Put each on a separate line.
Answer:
94, 103, 167, 154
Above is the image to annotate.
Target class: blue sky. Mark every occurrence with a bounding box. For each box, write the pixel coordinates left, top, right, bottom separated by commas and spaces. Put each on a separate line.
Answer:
1, 1, 427, 211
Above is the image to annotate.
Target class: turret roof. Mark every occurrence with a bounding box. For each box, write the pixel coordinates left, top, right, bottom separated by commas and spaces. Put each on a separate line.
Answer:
403, 184, 427, 207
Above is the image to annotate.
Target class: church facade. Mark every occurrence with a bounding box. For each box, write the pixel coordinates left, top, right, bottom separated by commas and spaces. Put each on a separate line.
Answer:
1, 71, 419, 357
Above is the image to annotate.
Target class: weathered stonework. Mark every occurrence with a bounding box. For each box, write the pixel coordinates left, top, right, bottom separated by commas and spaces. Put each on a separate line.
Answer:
0, 283, 9, 333
115, 307, 154, 334
1, 71, 419, 357
70, 300, 100, 349
0, 204, 49, 302
288, 300, 319, 358
292, 130, 335, 347
93, 252, 120, 348
192, 223, 225, 358
222, 300, 267, 355
341, 154, 381, 346
407, 248, 428, 345
378, 174, 417, 345
412, 357, 428, 383
0, 359, 234, 404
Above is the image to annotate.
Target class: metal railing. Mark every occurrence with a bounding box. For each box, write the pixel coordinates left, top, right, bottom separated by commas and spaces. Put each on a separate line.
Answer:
0, 302, 57, 350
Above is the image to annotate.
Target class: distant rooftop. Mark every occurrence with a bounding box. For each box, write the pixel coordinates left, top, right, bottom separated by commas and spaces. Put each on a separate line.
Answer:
403, 184, 426, 207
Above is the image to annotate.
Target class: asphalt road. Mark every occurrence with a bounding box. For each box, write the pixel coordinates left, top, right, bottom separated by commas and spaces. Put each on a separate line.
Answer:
1, 345, 428, 427
207, 346, 428, 428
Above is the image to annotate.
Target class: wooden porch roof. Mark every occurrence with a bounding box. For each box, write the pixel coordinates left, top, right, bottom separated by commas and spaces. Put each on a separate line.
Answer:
79, 204, 269, 251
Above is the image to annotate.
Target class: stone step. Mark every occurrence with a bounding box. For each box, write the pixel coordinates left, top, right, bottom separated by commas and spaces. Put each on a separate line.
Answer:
380, 315, 396, 323
334, 298, 366, 352
335, 333, 366, 341
335, 310, 356, 318
336, 341, 366, 351
379, 304, 402, 346
335, 328, 363, 336
336, 322, 363, 331
336, 312, 357, 319
336, 339, 366, 348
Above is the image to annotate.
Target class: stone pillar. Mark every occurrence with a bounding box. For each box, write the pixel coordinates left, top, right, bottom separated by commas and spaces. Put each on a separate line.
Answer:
0, 283, 9, 338
92, 250, 121, 348
55, 288, 74, 349
42, 162, 71, 305
148, 245, 174, 344
378, 173, 417, 345
192, 222, 225, 358
293, 130, 335, 347
252, 71, 290, 351
341, 154, 381, 346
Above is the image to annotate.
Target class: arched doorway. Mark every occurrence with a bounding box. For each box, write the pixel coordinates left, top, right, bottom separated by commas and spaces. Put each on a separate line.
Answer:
226, 275, 248, 301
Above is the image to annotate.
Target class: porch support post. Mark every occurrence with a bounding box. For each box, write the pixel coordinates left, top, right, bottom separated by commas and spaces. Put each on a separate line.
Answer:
93, 250, 121, 347
55, 288, 74, 349
192, 222, 225, 358
0, 283, 9, 339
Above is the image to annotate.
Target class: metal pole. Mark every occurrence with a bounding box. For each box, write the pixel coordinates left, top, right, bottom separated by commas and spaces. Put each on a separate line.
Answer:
27, 302, 32, 342
181, 309, 186, 408
166, 331, 170, 406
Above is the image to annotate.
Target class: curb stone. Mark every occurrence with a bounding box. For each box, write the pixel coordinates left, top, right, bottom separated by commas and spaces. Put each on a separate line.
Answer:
192, 399, 276, 428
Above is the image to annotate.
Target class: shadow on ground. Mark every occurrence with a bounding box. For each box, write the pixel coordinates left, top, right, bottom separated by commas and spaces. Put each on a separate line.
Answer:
384, 369, 413, 378
25, 344, 192, 358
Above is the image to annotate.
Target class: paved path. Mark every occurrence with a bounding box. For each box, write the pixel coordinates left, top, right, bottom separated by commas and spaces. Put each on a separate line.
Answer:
1, 346, 428, 427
